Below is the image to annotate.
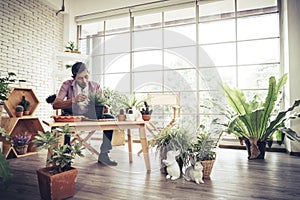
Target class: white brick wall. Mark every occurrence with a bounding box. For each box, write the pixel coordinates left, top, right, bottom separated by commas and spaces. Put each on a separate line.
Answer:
0, 0, 63, 126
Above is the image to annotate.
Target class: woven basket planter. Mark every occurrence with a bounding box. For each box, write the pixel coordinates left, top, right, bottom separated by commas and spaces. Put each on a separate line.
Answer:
200, 159, 215, 179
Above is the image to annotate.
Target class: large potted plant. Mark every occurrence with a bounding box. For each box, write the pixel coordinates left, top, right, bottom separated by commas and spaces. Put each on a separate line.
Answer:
221, 73, 300, 159
33, 125, 84, 200
149, 125, 193, 175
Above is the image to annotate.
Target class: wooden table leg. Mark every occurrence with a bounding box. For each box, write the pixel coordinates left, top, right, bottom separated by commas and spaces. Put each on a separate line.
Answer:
139, 125, 151, 172
127, 129, 133, 163
75, 130, 99, 156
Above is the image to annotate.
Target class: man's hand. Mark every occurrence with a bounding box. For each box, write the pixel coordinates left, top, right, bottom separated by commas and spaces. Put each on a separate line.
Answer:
76, 93, 89, 103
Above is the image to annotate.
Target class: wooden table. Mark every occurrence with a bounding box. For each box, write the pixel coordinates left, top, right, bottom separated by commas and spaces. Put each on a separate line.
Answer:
47, 120, 151, 172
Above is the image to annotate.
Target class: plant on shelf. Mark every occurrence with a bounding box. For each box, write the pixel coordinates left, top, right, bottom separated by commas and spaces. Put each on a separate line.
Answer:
140, 101, 152, 121
64, 41, 80, 53
15, 105, 24, 118
149, 125, 193, 175
12, 133, 32, 155
33, 125, 84, 200
0, 127, 12, 188
221, 73, 300, 159
18, 95, 30, 115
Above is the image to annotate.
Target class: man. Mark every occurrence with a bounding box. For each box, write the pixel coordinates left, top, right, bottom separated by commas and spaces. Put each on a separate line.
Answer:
52, 62, 118, 166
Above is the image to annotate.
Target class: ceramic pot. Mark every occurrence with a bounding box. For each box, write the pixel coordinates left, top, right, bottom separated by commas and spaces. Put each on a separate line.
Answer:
142, 114, 151, 121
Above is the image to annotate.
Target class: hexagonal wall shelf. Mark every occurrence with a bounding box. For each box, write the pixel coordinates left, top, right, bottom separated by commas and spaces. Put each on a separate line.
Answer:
3, 87, 39, 117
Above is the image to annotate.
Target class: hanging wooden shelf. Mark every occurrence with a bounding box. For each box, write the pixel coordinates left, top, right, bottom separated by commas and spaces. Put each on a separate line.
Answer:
3, 87, 39, 118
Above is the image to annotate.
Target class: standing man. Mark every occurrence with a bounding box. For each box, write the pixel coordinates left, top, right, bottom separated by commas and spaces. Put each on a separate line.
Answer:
52, 62, 118, 166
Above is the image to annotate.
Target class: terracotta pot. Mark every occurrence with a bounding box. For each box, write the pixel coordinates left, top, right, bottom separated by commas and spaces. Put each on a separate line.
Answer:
23, 110, 30, 115
16, 112, 23, 118
36, 167, 78, 200
142, 114, 151, 121
117, 114, 126, 121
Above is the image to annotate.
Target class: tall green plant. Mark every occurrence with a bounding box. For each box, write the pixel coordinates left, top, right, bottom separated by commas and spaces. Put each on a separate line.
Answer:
221, 73, 300, 142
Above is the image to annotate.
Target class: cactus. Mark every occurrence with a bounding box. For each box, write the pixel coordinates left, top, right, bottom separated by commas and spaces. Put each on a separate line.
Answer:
19, 96, 30, 111
140, 101, 152, 115
119, 109, 125, 115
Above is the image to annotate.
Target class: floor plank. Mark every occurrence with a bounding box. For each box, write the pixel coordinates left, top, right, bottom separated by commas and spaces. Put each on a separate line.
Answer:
1, 143, 300, 200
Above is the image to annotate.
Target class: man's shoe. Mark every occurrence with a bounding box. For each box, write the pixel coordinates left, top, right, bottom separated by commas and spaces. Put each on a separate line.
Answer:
98, 153, 118, 166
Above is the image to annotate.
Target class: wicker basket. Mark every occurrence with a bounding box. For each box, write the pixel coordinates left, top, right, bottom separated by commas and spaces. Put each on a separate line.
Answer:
200, 159, 215, 179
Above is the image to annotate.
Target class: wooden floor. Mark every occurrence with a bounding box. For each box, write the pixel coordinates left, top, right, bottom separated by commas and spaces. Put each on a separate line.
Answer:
1, 143, 300, 200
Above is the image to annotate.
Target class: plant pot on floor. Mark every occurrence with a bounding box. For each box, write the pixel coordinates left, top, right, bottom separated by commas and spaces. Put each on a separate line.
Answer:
200, 159, 216, 179
245, 139, 267, 160
36, 167, 78, 200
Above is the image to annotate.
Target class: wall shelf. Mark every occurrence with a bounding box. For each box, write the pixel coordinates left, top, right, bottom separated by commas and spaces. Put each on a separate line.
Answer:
0, 88, 44, 159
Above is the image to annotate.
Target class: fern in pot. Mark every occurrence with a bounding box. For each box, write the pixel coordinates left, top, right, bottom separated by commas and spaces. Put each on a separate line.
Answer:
188, 124, 221, 179
149, 125, 193, 175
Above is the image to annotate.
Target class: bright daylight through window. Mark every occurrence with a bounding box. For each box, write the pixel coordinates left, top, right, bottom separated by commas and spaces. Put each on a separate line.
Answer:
78, 0, 280, 135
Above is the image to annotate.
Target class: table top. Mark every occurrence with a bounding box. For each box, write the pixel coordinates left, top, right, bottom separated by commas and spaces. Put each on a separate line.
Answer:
48, 119, 149, 128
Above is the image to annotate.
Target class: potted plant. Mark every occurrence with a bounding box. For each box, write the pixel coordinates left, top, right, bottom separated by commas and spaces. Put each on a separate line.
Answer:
12, 133, 32, 155
140, 101, 152, 121
18, 95, 30, 115
15, 105, 24, 117
0, 72, 25, 123
87, 92, 108, 119
64, 41, 80, 53
33, 125, 84, 200
149, 125, 193, 175
0, 127, 12, 188
221, 73, 300, 159
103, 87, 125, 116
188, 124, 221, 179
117, 92, 148, 121
117, 109, 126, 121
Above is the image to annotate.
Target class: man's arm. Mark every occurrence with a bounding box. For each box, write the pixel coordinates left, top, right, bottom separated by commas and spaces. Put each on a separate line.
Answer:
53, 98, 74, 109
52, 80, 75, 109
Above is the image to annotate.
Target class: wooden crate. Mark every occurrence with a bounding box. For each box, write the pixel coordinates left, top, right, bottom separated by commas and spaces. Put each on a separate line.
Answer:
3, 87, 39, 117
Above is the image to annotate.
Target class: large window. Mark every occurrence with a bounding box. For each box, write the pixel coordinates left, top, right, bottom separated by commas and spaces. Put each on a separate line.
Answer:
79, 0, 280, 131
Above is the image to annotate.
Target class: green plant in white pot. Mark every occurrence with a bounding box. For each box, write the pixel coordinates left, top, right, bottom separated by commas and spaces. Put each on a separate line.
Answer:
221, 73, 300, 159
